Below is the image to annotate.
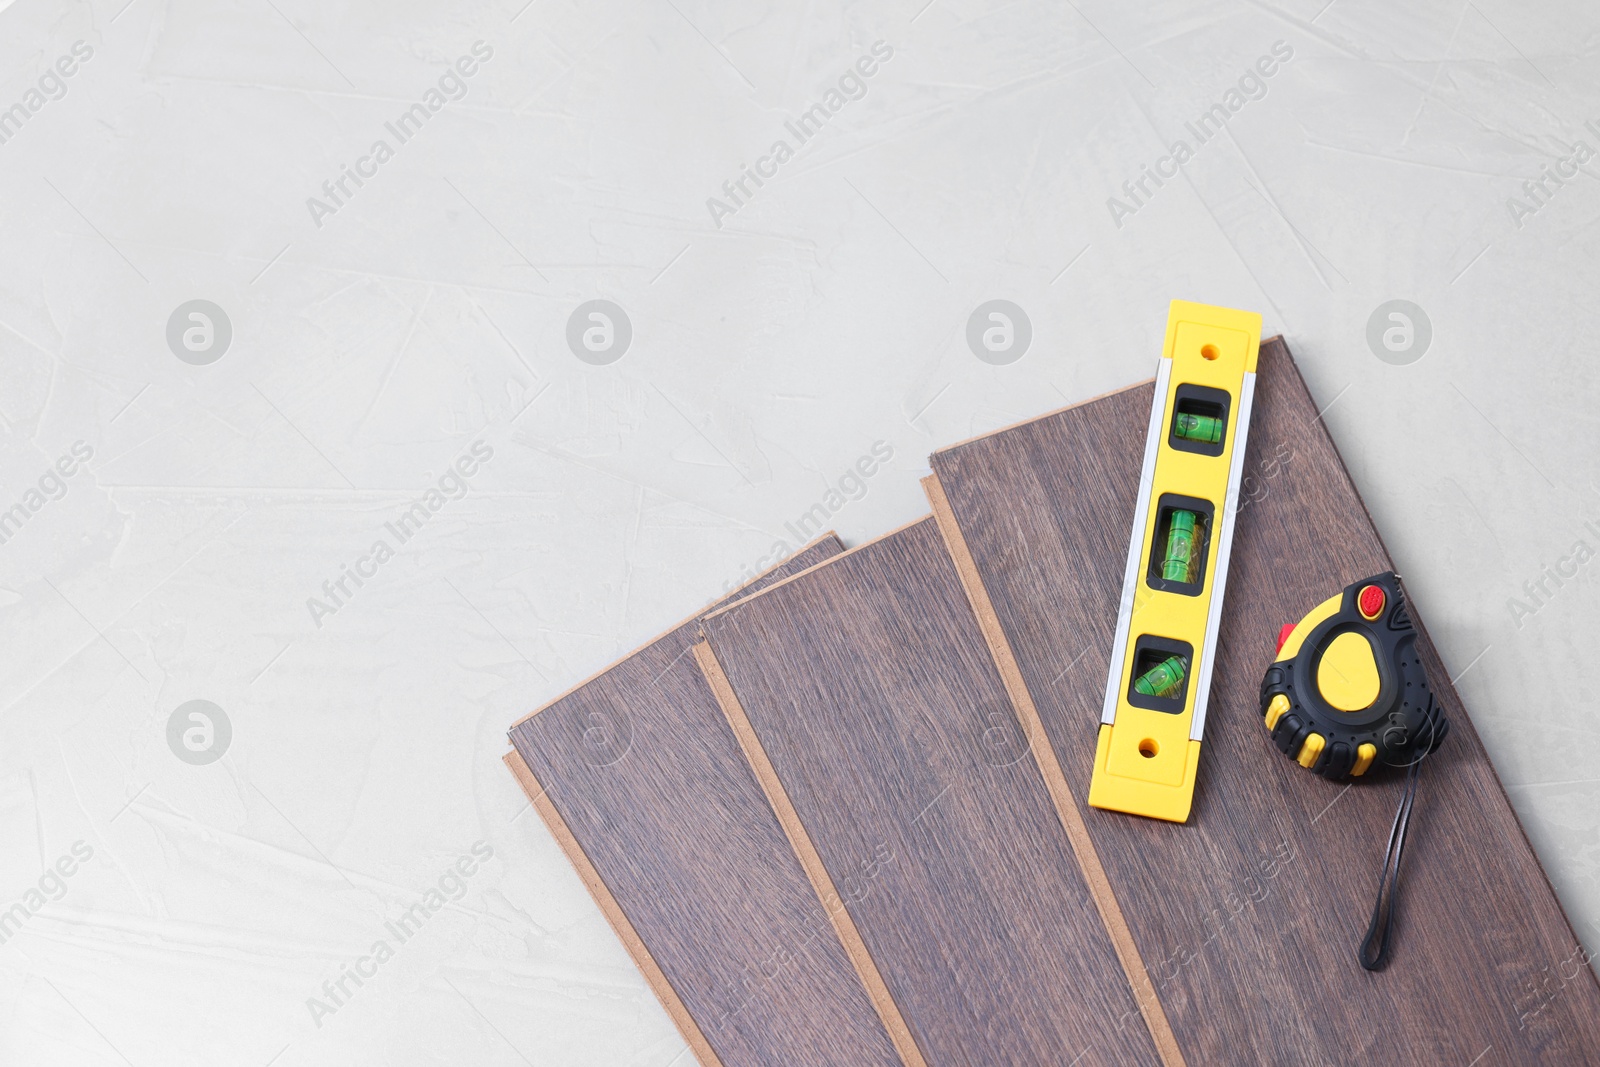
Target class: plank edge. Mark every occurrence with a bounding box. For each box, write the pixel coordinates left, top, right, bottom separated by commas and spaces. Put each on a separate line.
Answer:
500, 748, 723, 1067
692, 640, 930, 1067
507, 531, 843, 731
922, 471, 1188, 1067
699, 515, 934, 627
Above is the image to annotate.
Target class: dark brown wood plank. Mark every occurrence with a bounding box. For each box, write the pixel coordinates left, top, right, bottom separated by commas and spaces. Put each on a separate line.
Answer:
699, 517, 1167, 1067
929, 339, 1600, 1065
507, 535, 908, 1067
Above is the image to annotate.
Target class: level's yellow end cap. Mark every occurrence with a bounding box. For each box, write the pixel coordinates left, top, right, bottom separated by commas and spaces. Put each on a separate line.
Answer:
1087, 725, 1201, 824
1164, 300, 1264, 372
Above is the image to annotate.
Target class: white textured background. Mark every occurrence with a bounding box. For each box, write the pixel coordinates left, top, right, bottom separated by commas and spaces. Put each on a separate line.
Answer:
1, 0, 1597, 1063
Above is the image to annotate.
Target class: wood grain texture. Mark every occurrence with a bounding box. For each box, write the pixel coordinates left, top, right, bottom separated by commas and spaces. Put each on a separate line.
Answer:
929, 338, 1600, 1065
507, 535, 904, 1067
700, 517, 1165, 1067
923, 472, 1184, 1067
502, 746, 720, 1066
694, 639, 928, 1067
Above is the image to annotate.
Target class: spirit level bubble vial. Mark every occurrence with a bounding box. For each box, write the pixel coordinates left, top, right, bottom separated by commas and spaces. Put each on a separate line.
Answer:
1089, 300, 1262, 823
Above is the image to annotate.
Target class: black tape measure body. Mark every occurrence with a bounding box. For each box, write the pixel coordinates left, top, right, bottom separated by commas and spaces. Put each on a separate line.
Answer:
1259, 571, 1448, 781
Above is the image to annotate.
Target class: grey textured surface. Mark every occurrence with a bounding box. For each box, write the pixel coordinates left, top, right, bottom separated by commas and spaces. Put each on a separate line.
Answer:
0, 0, 1595, 1063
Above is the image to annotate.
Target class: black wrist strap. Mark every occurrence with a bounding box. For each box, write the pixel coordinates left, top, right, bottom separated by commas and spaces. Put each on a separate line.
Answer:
1359, 757, 1423, 971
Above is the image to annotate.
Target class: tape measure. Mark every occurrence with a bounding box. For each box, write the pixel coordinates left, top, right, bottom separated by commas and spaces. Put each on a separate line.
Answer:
1258, 570, 1449, 969
1259, 571, 1448, 779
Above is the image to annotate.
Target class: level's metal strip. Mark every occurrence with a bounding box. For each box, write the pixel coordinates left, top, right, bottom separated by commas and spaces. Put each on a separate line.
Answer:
1189, 369, 1256, 741
1100, 358, 1172, 727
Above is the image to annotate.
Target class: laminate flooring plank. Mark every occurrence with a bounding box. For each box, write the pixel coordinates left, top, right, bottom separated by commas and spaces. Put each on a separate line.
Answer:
927, 338, 1600, 1065
507, 535, 908, 1067
698, 517, 1166, 1067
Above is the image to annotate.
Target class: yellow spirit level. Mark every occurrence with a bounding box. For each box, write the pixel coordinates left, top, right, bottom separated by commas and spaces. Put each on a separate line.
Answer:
1089, 301, 1261, 823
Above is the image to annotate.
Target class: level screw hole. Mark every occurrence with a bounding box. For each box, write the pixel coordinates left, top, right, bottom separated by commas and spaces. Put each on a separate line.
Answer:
1200, 344, 1220, 361
1138, 738, 1159, 758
